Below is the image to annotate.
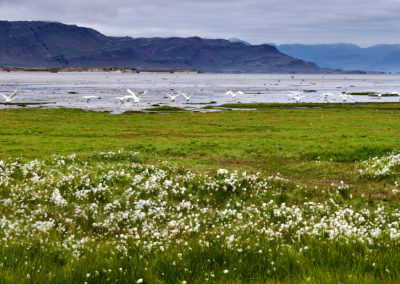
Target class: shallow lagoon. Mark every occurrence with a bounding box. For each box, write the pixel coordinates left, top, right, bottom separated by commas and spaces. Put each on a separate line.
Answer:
0, 72, 399, 113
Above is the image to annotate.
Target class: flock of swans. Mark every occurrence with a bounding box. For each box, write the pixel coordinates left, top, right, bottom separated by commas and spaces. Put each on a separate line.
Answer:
287, 91, 400, 103
81, 89, 362, 107
120, 89, 396, 106
1, 88, 399, 108
105, 89, 400, 107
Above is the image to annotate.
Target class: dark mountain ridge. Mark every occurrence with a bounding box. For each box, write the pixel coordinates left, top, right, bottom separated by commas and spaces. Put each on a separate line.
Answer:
0, 21, 331, 73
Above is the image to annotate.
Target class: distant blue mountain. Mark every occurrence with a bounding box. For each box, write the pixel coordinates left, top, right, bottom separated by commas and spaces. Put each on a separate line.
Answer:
277, 44, 400, 73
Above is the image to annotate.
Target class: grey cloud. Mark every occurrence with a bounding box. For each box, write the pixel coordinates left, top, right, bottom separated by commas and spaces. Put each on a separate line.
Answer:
0, 0, 399, 46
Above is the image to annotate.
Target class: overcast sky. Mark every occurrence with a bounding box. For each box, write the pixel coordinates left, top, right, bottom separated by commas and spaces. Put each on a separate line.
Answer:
0, 0, 399, 46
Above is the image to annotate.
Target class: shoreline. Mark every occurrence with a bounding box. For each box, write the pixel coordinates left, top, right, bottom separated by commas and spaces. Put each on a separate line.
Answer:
0, 66, 203, 74
0, 66, 384, 74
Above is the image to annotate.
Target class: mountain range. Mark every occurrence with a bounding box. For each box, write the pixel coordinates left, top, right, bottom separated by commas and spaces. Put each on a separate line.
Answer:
0, 21, 328, 73
277, 43, 400, 73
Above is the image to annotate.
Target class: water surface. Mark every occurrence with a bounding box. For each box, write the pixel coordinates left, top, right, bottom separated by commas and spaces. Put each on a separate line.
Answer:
0, 72, 399, 113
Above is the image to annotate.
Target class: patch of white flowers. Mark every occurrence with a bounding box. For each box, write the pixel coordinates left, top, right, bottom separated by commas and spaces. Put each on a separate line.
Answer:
0, 149, 399, 264
359, 152, 400, 178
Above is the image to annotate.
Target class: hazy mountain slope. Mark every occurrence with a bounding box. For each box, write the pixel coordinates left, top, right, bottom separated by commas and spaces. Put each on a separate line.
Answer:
278, 43, 400, 73
0, 21, 327, 73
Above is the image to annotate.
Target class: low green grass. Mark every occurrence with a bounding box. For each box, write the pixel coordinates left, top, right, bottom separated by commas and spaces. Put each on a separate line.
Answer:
220, 102, 400, 110
0, 105, 400, 282
144, 105, 187, 112
349, 92, 377, 96
349, 92, 399, 97
0, 105, 399, 189
0, 102, 52, 106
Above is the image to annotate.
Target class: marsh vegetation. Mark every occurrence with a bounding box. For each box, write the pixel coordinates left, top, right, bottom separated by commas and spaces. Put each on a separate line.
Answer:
0, 105, 399, 282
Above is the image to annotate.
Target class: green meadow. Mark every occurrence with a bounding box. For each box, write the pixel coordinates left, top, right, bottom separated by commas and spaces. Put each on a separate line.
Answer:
0, 104, 400, 283
1, 104, 399, 188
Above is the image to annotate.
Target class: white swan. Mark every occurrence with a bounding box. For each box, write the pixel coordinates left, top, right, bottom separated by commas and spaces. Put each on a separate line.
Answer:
288, 91, 303, 99
339, 93, 353, 102
294, 95, 305, 103
287, 91, 304, 102
226, 90, 243, 99
320, 93, 335, 102
178, 91, 193, 103
167, 94, 180, 102
226, 90, 235, 98
1, 90, 17, 103
127, 89, 141, 106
